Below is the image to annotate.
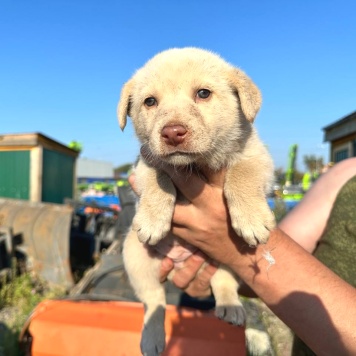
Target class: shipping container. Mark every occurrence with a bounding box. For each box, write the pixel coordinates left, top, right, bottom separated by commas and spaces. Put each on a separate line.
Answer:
0, 133, 79, 203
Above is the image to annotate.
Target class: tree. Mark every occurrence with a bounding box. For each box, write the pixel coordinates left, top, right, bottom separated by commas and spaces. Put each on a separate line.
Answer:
303, 155, 324, 173
274, 167, 285, 185
68, 140, 83, 153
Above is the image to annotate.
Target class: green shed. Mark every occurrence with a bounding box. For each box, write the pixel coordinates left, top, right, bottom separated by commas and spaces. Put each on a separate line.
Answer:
0, 133, 79, 203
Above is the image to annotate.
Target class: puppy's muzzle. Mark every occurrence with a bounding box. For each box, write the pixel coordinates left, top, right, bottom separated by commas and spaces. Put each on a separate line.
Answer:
161, 124, 187, 146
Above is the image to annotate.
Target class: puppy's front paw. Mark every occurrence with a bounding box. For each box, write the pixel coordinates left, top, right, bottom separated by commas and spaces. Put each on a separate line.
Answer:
215, 303, 246, 326
230, 205, 275, 246
133, 210, 171, 245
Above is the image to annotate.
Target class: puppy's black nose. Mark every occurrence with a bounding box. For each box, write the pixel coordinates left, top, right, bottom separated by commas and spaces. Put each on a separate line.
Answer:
161, 125, 187, 146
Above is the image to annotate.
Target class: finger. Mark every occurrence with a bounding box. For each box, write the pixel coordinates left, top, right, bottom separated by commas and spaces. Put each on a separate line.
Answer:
183, 261, 218, 298
198, 261, 218, 281
171, 252, 206, 289
159, 257, 174, 283
128, 173, 139, 195
194, 262, 218, 289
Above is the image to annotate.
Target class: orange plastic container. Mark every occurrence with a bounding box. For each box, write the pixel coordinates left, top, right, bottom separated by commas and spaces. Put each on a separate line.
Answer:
22, 300, 246, 356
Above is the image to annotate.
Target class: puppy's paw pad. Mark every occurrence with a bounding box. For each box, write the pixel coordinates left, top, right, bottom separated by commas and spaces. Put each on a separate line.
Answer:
215, 304, 246, 326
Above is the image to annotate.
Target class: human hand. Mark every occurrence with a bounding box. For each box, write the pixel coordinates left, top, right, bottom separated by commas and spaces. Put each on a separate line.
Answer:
141, 146, 246, 266
159, 252, 218, 298
128, 172, 138, 195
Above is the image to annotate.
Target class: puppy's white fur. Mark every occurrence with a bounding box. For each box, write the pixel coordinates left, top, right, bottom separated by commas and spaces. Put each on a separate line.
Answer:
118, 47, 275, 356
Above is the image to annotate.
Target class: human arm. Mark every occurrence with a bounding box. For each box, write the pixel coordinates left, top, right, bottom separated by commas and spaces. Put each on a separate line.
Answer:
164, 158, 356, 297
278, 157, 356, 252
160, 164, 356, 355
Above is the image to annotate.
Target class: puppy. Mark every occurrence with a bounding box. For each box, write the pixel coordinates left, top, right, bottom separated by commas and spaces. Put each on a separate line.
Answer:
118, 47, 275, 356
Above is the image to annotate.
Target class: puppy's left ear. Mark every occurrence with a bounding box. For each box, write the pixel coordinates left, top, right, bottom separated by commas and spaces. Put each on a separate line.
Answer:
117, 79, 134, 131
228, 69, 262, 123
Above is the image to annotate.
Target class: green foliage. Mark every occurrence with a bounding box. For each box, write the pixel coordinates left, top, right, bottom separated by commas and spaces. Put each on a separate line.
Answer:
272, 199, 289, 222
93, 182, 115, 193
77, 183, 89, 192
293, 170, 304, 184
68, 140, 83, 153
303, 154, 324, 173
274, 167, 285, 185
274, 167, 304, 185
0, 261, 66, 356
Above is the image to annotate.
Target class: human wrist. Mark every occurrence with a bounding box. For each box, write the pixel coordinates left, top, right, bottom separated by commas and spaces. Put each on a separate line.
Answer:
226, 228, 286, 283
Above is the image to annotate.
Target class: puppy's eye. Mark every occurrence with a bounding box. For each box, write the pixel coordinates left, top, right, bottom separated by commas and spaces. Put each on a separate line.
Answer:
144, 97, 157, 107
196, 89, 211, 100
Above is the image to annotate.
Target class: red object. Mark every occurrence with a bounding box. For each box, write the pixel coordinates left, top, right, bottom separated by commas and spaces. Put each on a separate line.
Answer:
23, 300, 246, 356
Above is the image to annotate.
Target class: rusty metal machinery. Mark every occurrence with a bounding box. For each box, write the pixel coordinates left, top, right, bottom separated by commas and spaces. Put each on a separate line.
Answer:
0, 198, 74, 288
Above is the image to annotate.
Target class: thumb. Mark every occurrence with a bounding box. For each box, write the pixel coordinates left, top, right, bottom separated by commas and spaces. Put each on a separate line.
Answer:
159, 257, 174, 283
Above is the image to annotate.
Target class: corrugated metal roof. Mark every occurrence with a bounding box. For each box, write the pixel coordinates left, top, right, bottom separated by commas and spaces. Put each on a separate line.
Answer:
323, 111, 356, 131
0, 132, 79, 157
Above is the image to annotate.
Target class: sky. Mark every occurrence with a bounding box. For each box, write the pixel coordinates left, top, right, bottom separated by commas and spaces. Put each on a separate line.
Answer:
1, 0, 355, 171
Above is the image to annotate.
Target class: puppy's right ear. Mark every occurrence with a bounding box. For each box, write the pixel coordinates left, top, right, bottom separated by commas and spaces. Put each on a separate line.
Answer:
117, 79, 134, 131
228, 69, 262, 123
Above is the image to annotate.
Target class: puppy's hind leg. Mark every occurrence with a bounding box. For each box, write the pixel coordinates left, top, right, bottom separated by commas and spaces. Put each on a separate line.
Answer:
210, 266, 246, 326
123, 230, 166, 356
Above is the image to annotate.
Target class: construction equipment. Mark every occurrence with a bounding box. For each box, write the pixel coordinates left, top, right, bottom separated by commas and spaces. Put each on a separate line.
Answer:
285, 143, 298, 187
0, 197, 119, 288
0, 198, 74, 288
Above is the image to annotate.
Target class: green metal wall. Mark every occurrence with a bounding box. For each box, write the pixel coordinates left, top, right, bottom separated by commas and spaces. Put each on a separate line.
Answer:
42, 149, 75, 204
0, 150, 30, 200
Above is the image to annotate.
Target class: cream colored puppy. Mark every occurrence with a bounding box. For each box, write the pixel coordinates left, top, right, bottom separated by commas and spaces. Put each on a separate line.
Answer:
118, 47, 275, 356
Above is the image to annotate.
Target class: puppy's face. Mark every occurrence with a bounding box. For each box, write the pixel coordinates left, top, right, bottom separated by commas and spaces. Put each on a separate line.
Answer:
118, 48, 261, 168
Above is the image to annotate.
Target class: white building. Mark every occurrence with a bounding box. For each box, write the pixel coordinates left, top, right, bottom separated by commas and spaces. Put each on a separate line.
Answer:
77, 158, 114, 182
